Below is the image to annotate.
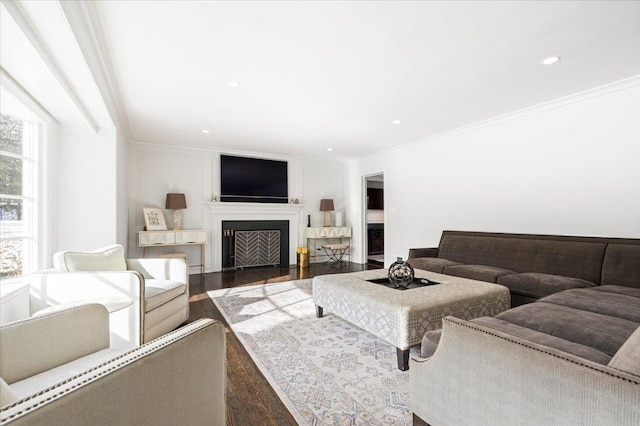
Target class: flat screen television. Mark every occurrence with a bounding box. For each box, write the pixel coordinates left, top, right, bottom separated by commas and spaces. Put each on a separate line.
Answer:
220, 155, 288, 203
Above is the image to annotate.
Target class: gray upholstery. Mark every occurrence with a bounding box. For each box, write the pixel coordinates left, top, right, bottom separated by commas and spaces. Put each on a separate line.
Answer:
608, 325, 640, 376
408, 231, 640, 303
540, 286, 640, 323
444, 264, 515, 283
497, 273, 595, 298
420, 317, 614, 364
496, 302, 638, 357
601, 242, 640, 288
407, 257, 461, 273
436, 232, 607, 283
410, 316, 640, 426
590, 285, 640, 298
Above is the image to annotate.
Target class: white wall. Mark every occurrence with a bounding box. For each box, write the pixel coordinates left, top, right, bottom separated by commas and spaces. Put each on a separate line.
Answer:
347, 78, 640, 266
56, 125, 120, 251
129, 144, 344, 272
116, 127, 129, 250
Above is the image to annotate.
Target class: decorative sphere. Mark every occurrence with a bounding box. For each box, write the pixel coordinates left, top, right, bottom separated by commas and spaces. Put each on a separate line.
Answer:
388, 257, 415, 288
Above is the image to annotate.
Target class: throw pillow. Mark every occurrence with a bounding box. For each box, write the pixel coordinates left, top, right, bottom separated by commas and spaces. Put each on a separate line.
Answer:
53, 245, 127, 272
608, 326, 640, 376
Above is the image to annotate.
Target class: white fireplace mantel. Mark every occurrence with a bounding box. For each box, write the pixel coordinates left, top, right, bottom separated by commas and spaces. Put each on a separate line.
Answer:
206, 202, 305, 271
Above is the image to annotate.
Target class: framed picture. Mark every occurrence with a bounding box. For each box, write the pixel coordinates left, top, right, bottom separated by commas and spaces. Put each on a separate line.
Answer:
142, 207, 168, 231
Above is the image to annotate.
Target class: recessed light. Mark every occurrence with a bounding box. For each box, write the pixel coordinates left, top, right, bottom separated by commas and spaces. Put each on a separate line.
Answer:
392, 120, 401, 125
202, 129, 210, 134
542, 56, 561, 65
326, 148, 333, 152
228, 81, 240, 88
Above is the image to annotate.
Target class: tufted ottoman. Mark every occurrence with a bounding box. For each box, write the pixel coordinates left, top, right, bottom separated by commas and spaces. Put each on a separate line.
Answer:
312, 269, 510, 370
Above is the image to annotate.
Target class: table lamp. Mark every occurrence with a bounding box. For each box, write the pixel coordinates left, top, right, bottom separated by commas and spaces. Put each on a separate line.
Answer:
319, 199, 334, 227
166, 193, 187, 230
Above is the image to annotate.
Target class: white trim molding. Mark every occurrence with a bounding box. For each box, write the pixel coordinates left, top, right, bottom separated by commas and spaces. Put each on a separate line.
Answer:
206, 202, 305, 272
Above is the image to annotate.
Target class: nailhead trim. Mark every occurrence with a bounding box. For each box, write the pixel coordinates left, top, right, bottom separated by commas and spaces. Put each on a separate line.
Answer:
446, 316, 640, 384
0, 319, 216, 423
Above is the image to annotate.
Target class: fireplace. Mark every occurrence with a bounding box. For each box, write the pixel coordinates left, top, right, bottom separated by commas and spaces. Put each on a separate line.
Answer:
222, 220, 289, 269
207, 202, 304, 272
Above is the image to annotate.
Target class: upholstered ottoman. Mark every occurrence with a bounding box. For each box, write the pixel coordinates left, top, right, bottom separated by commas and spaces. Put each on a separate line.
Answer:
312, 269, 510, 370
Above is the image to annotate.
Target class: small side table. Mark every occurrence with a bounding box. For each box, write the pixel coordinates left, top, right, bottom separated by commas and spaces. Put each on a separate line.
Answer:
0, 281, 30, 323
305, 226, 352, 264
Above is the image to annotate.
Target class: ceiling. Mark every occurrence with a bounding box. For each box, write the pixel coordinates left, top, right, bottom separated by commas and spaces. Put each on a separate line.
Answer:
93, 1, 640, 160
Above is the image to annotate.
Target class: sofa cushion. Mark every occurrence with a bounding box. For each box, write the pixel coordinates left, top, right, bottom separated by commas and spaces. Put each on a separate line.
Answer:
601, 243, 640, 288
496, 302, 638, 357
407, 258, 461, 274
540, 286, 640, 323
497, 273, 595, 299
144, 280, 187, 312
437, 232, 607, 284
443, 265, 515, 283
53, 245, 127, 272
472, 317, 613, 364
589, 285, 640, 298
419, 317, 613, 364
608, 326, 640, 376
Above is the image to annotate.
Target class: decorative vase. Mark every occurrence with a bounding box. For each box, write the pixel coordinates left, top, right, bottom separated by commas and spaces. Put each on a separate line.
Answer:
388, 257, 415, 288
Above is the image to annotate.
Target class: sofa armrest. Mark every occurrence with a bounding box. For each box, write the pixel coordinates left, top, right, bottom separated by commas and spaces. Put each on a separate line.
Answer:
126, 258, 188, 283
410, 316, 640, 425
408, 247, 439, 259
0, 319, 226, 426
0, 304, 109, 384
30, 271, 145, 346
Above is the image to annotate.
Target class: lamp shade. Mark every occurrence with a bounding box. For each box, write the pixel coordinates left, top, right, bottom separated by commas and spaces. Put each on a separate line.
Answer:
319, 199, 334, 212
166, 193, 187, 209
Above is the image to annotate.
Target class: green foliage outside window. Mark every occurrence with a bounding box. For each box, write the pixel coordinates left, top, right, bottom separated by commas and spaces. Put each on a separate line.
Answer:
1, 114, 25, 276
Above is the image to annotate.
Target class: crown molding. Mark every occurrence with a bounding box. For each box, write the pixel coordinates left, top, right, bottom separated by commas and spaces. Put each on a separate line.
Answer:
358, 74, 640, 162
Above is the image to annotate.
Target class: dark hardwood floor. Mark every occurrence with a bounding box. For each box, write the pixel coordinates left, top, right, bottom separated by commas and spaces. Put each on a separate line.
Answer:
187, 262, 382, 426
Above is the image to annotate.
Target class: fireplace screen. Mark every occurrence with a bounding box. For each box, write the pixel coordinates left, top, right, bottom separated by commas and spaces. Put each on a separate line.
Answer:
234, 230, 281, 268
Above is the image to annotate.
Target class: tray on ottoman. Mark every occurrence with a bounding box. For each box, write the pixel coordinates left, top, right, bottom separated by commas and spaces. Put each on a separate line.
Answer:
367, 277, 441, 290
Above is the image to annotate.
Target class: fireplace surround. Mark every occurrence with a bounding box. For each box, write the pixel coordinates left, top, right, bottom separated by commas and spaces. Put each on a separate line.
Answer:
207, 202, 304, 272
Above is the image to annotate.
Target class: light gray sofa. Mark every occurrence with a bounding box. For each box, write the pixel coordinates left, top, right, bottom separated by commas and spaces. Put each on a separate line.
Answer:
410, 315, 640, 426
410, 285, 640, 425
0, 304, 226, 425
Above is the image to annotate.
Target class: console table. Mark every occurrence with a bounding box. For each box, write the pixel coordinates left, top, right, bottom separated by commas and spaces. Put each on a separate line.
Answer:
139, 230, 207, 274
305, 226, 352, 263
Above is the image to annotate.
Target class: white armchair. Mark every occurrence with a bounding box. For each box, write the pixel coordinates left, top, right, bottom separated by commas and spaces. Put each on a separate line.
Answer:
0, 304, 226, 425
29, 245, 190, 346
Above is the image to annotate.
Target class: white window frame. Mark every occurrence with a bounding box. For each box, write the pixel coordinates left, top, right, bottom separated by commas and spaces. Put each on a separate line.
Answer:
1, 73, 56, 282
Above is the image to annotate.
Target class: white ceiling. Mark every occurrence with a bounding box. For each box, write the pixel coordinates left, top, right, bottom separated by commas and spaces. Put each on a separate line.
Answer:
94, 1, 640, 160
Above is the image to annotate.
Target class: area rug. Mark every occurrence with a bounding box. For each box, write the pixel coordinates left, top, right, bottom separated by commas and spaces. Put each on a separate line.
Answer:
209, 279, 416, 426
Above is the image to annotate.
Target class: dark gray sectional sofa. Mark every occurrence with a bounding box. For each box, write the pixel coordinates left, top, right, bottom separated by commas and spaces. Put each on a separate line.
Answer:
408, 231, 640, 425
408, 230, 640, 306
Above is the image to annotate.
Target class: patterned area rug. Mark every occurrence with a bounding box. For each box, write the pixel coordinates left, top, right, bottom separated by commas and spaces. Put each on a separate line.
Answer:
209, 279, 416, 426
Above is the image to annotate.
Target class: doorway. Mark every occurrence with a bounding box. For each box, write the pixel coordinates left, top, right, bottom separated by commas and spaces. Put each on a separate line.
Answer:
365, 174, 384, 266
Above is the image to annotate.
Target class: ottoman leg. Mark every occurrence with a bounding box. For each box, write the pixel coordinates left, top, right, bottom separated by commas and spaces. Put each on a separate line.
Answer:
316, 305, 323, 318
397, 348, 409, 371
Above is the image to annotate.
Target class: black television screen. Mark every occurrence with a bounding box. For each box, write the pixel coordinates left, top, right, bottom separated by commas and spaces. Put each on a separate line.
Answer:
220, 155, 288, 203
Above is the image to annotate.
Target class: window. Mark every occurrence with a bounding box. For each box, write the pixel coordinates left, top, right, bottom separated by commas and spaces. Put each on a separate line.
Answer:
0, 113, 38, 277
